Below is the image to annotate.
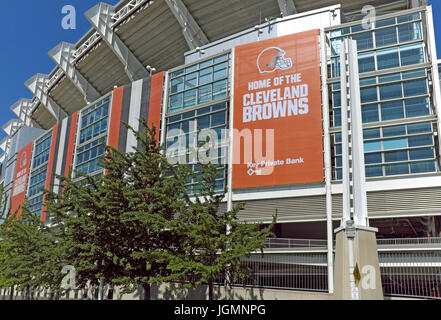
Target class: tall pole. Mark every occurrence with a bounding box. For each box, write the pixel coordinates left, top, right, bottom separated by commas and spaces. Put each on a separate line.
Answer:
320, 29, 334, 294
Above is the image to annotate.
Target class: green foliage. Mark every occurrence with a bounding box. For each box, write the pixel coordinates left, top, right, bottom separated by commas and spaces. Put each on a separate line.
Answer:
0, 202, 65, 296
45, 120, 189, 299
159, 161, 276, 300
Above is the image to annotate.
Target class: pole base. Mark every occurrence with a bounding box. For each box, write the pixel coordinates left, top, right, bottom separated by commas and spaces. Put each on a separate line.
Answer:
333, 225, 384, 300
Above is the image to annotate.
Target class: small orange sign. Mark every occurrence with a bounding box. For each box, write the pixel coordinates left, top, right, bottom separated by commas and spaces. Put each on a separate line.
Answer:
232, 30, 324, 189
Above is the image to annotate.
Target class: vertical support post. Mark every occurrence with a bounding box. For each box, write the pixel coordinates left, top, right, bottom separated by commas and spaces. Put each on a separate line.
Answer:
320, 29, 334, 294
340, 40, 351, 224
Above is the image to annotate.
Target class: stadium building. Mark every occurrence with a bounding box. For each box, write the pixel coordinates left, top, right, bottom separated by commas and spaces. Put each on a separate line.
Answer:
1, 0, 441, 299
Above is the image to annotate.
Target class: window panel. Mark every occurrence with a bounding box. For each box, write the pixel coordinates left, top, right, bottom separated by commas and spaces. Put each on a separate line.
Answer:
398, 22, 422, 43
361, 87, 378, 103
384, 150, 408, 162
409, 148, 434, 160
383, 137, 407, 150
364, 140, 381, 152
212, 80, 227, 100
352, 31, 373, 50
198, 84, 212, 104
383, 125, 406, 137
377, 48, 400, 70
358, 52, 376, 73
199, 67, 213, 85
408, 134, 432, 147
184, 72, 197, 90
407, 122, 431, 134
403, 79, 427, 97
400, 43, 424, 66
379, 83, 402, 100
365, 153, 382, 164
410, 161, 435, 173
381, 100, 404, 121
385, 163, 409, 175
405, 97, 430, 118
333, 109, 341, 127
363, 128, 381, 139
376, 27, 397, 47
362, 104, 379, 123
183, 89, 197, 109
366, 165, 383, 177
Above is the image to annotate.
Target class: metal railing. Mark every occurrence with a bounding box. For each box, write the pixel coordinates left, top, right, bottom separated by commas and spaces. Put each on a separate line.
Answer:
377, 237, 441, 246
379, 251, 441, 299
264, 238, 329, 249
264, 237, 441, 249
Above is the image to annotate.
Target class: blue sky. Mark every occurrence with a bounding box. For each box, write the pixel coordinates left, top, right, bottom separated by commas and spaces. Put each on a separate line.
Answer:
0, 1, 440, 146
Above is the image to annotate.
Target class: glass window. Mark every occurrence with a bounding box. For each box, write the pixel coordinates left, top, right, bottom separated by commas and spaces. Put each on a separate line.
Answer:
381, 100, 404, 121
333, 109, 341, 127
385, 163, 409, 175
403, 79, 427, 97
358, 52, 376, 73
407, 122, 431, 134
366, 165, 383, 177
409, 148, 434, 160
364, 140, 381, 152
397, 13, 420, 23
402, 69, 425, 79
379, 73, 400, 83
212, 80, 227, 100
365, 153, 382, 164
184, 72, 197, 90
211, 112, 226, 127
333, 92, 341, 107
352, 32, 373, 50
360, 77, 376, 86
400, 43, 424, 66
364, 128, 381, 139
331, 38, 342, 56
213, 62, 228, 81
183, 89, 197, 109
171, 77, 184, 94
198, 84, 212, 104
199, 67, 213, 85
410, 161, 435, 173
408, 134, 432, 147
383, 125, 406, 137
383, 137, 407, 150
377, 48, 400, 70
332, 58, 340, 78
361, 87, 377, 103
384, 150, 408, 162
376, 27, 397, 47
405, 97, 430, 118
376, 18, 396, 28
379, 83, 402, 100
362, 104, 379, 123
398, 22, 422, 43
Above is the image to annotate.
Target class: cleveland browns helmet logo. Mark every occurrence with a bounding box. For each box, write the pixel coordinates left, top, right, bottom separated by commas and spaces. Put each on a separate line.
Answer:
257, 47, 293, 74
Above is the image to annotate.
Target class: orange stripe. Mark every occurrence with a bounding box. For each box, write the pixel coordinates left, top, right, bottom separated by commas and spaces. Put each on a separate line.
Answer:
41, 124, 58, 222
148, 72, 164, 142
108, 86, 124, 149
64, 112, 79, 177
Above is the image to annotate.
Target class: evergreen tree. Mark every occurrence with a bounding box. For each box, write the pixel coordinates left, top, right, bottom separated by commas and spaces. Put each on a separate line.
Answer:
160, 161, 276, 300
0, 203, 65, 299
45, 122, 188, 300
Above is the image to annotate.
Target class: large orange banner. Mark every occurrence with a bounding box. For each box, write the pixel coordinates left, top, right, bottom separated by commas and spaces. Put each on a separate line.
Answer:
232, 30, 324, 189
10, 142, 33, 216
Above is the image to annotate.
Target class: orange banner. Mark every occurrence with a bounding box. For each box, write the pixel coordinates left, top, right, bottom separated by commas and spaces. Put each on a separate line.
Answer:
10, 142, 34, 217
232, 30, 324, 189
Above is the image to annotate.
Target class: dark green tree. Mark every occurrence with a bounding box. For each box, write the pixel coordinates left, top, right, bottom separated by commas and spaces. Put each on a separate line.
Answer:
45, 121, 188, 300
160, 161, 276, 300
0, 202, 66, 300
